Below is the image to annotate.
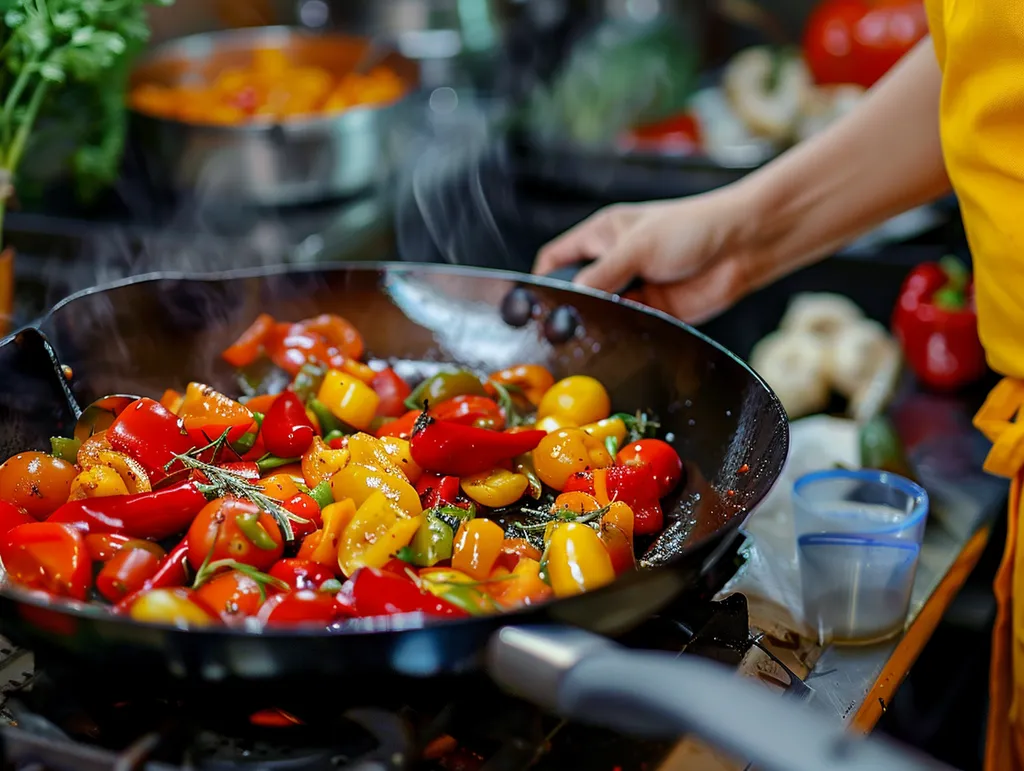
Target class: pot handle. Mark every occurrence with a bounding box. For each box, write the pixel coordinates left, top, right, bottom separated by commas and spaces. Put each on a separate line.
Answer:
487, 626, 952, 771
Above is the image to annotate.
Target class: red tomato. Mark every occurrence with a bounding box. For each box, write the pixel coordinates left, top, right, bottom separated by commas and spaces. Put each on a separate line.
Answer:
0, 500, 34, 537
625, 112, 702, 152
803, 0, 928, 89
196, 570, 273, 620
0, 522, 92, 600
616, 439, 683, 498
280, 493, 322, 540
96, 546, 163, 602
186, 498, 284, 572
371, 368, 412, 418
85, 533, 132, 562
269, 558, 335, 590
257, 589, 352, 627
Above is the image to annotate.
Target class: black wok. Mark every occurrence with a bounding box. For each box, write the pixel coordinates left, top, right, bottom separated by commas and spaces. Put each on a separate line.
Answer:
0, 264, 945, 771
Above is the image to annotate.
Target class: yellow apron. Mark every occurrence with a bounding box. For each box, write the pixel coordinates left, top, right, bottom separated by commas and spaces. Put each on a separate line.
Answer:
925, 0, 1024, 766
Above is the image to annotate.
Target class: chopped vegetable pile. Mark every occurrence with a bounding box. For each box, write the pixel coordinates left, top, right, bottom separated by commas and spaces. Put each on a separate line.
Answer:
0, 313, 683, 629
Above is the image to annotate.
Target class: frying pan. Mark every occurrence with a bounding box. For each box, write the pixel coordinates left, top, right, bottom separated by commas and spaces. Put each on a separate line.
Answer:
0, 264, 947, 771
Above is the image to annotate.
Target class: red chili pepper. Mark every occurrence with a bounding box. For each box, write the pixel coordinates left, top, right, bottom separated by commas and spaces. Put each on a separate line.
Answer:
415, 473, 462, 509
113, 538, 191, 613
0, 500, 33, 537
48, 479, 209, 540
891, 257, 988, 391
371, 368, 413, 418
261, 391, 316, 458
281, 492, 322, 539
269, 558, 335, 590
564, 465, 664, 535
376, 409, 420, 440
345, 568, 469, 618
430, 395, 505, 430
409, 415, 545, 477
107, 398, 196, 481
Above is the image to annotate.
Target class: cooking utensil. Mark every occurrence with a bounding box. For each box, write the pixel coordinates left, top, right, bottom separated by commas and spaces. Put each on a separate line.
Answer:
0, 264, 948, 771
128, 27, 419, 206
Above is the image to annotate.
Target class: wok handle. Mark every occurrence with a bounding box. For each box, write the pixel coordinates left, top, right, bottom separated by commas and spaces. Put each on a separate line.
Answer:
486, 626, 952, 771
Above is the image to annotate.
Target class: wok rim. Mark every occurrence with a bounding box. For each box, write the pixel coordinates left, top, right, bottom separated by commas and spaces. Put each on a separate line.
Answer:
0, 261, 789, 640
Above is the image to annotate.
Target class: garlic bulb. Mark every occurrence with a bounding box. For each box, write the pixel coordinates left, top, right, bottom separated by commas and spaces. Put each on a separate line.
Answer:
750, 330, 831, 419
779, 292, 864, 339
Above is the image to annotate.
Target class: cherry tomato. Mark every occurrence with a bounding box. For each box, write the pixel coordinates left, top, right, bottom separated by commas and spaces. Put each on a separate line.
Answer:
268, 558, 335, 590
803, 0, 927, 89
536, 376, 611, 426
128, 588, 219, 628
257, 589, 352, 627
532, 428, 614, 491
0, 500, 33, 537
616, 439, 683, 498
371, 368, 413, 418
0, 522, 92, 600
186, 497, 284, 572
487, 364, 556, 406
96, 545, 163, 602
0, 452, 77, 519
195, 570, 273, 620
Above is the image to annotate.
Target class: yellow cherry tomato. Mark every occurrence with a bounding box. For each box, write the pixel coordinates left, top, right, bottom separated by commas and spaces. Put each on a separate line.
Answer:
347, 433, 421, 484
317, 370, 380, 431
128, 588, 217, 628
487, 364, 556, 406
452, 518, 505, 580
581, 417, 627, 450
330, 463, 422, 516
536, 415, 577, 433
68, 465, 129, 501
338, 491, 422, 576
546, 522, 616, 598
536, 375, 611, 426
301, 436, 350, 489
460, 468, 530, 508
532, 428, 614, 491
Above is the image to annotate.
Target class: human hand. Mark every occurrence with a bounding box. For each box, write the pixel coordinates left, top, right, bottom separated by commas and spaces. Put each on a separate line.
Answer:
533, 187, 768, 324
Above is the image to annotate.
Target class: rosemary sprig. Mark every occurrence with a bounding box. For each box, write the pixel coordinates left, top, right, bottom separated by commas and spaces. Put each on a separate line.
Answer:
166, 451, 307, 542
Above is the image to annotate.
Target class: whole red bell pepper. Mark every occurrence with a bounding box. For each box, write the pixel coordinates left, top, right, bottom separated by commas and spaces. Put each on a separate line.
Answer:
564, 465, 664, 535
891, 256, 988, 392
48, 479, 209, 540
261, 391, 316, 458
409, 414, 545, 477
107, 398, 196, 481
343, 568, 469, 618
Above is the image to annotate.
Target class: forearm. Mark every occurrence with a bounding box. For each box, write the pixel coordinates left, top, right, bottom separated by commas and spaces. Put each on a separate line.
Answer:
736, 39, 949, 285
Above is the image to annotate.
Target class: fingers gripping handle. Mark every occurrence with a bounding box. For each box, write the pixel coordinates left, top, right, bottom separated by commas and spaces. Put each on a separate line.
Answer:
543, 261, 644, 296
487, 626, 952, 771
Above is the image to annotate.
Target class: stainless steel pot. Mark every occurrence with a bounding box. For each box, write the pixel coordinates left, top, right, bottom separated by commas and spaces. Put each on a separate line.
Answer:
128, 26, 420, 206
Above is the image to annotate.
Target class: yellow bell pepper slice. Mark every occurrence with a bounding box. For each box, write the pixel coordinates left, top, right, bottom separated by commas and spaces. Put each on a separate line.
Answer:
346, 433, 421, 484
301, 436, 350, 489
316, 370, 379, 431
546, 522, 615, 598
338, 491, 422, 576
499, 557, 553, 608
297, 498, 357, 573
330, 463, 422, 516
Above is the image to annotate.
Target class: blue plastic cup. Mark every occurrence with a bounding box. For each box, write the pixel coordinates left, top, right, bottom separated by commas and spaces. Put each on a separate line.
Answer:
793, 469, 929, 646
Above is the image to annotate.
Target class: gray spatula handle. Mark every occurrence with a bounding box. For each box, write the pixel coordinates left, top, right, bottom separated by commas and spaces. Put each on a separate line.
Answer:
487, 626, 952, 771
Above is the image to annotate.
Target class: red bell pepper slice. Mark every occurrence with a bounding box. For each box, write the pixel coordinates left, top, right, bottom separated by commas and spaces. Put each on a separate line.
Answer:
257, 589, 354, 627
107, 398, 196, 481
0, 522, 92, 601
376, 409, 420, 440
430, 395, 505, 430
409, 415, 545, 478
48, 479, 210, 540
261, 391, 315, 458
0, 500, 33, 537
222, 313, 276, 368
564, 465, 664, 535
891, 257, 987, 391
298, 314, 364, 361
113, 538, 192, 613
416, 473, 462, 509
371, 368, 412, 418
268, 558, 335, 591
344, 568, 468, 618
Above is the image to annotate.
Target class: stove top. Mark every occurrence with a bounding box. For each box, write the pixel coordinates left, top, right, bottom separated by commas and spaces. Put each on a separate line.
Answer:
0, 591, 793, 771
